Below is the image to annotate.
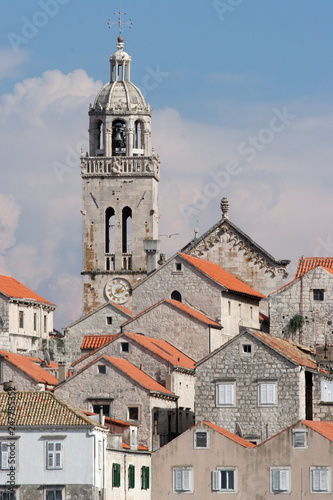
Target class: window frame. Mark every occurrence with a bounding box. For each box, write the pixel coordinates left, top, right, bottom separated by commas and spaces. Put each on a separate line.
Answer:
173, 467, 193, 493
127, 405, 140, 421
216, 381, 236, 407
98, 364, 106, 374
106, 316, 112, 325
270, 467, 291, 494
141, 465, 150, 490
19, 310, 24, 329
292, 429, 308, 449
45, 488, 64, 500
258, 381, 277, 406
321, 378, 333, 402
0, 490, 17, 500
46, 441, 63, 470
194, 430, 210, 449
212, 467, 237, 493
310, 467, 331, 493
0, 441, 16, 470
313, 289, 325, 301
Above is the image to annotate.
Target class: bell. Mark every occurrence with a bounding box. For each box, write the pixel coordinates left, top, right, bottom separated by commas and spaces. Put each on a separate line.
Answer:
114, 131, 123, 145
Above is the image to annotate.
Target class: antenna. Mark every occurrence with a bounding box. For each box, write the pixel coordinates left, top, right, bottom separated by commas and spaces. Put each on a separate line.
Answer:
108, 5, 133, 36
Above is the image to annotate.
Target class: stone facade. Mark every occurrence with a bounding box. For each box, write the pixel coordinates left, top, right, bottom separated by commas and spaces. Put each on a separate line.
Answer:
182, 198, 290, 300
269, 266, 333, 347
195, 330, 323, 442
55, 355, 177, 450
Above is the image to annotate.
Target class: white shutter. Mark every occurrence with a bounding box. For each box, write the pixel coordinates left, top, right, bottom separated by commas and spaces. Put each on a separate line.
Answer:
272, 470, 280, 491
226, 384, 234, 405
293, 431, 306, 448
312, 470, 320, 491
218, 384, 226, 405
1, 442, 9, 469
55, 442, 62, 469
260, 384, 267, 404
319, 470, 328, 491
218, 383, 234, 405
47, 442, 54, 469
267, 384, 276, 404
98, 441, 102, 470
174, 469, 182, 491
279, 470, 289, 491
182, 470, 191, 491
211, 471, 219, 491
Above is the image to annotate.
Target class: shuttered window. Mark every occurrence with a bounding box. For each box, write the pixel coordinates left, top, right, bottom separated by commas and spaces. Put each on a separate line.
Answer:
259, 382, 276, 405
311, 468, 330, 492
46, 441, 63, 470
216, 382, 235, 406
194, 430, 209, 449
271, 468, 290, 493
173, 468, 193, 492
211, 468, 236, 492
292, 430, 307, 448
141, 466, 150, 489
112, 463, 121, 487
128, 464, 135, 489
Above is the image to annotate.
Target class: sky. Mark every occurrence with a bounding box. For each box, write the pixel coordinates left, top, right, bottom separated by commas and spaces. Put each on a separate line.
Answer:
1, 0, 333, 329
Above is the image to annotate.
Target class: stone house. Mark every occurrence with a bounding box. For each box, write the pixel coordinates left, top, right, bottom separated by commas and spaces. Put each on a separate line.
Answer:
132, 253, 265, 341
64, 301, 131, 363
54, 354, 178, 450
181, 197, 290, 299
269, 265, 333, 349
151, 419, 333, 499
0, 275, 56, 354
0, 349, 58, 391
195, 329, 333, 442
121, 299, 223, 361
0, 390, 108, 500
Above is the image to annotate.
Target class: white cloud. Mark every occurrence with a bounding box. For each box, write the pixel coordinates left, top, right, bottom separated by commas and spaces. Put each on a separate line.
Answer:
0, 48, 29, 80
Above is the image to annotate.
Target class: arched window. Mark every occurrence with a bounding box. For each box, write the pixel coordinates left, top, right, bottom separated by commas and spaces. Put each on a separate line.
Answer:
171, 290, 182, 302
112, 120, 126, 156
105, 207, 115, 254
133, 120, 144, 154
97, 121, 104, 151
122, 206, 132, 254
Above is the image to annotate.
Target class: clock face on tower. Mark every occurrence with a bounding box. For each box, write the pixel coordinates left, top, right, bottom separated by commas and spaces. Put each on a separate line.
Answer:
105, 278, 131, 304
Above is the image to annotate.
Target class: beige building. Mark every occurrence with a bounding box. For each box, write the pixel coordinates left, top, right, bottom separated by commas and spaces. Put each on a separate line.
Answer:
151, 419, 333, 499
0, 275, 56, 353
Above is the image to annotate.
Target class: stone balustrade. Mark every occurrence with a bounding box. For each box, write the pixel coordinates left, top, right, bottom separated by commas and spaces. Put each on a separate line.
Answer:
81, 155, 160, 179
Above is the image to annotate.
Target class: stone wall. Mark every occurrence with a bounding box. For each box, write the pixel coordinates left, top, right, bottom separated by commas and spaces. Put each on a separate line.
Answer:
269, 266, 333, 347
195, 332, 305, 441
0, 360, 44, 391
18, 485, 96, 500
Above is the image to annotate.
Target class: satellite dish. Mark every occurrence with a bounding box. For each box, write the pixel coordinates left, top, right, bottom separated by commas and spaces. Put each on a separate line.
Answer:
235, 422, 243, 437
44, 348, 51, 366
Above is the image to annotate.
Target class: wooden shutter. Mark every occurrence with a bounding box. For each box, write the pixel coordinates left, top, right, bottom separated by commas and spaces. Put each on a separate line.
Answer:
47, 442, 54, 469
145, 466, 149, 489
113, 463, 121, 487
211, 471, 219, 491
182, 469, 191, 491
129, 464, 135, 488
293, 431, 306, 448
174, 469, 183, 491
279, 470, 289, 491
1, 442, 9, 469
218, 384, 234, 405
312, 469, 329, 492
195, 431, 207, 448
55, 442, 62, 469
272, 470, 280, 491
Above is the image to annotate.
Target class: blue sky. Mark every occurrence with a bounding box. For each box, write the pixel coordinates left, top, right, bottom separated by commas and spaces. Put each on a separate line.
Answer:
1, 0, 333, 328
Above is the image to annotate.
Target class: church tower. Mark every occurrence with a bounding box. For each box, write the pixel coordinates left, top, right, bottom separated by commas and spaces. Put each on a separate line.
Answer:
81, 35, 160, 314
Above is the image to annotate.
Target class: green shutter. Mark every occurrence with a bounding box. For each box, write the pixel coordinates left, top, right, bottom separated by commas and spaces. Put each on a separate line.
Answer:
113, 463, 121, 487
145, 466, 150, 489
129, 464, 135, 489
141, 466, 150, 489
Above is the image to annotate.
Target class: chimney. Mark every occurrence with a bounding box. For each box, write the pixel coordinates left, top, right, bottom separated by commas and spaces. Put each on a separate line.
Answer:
143, 239, 160, 275
3, 381, 15, 392
58, 362, 66, 383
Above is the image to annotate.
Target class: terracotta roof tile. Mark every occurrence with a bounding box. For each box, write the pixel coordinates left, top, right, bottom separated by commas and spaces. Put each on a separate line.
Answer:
203, 421, 256, 448
249, 331, 319, 371
179, 253, 265, 299
0, 275, 55, 306
302, 420, 333, 442
81, 334, 118, 351
0, 391, 101, 427
165, 299, 221, 327
0, 350, 58, 385
122, 442, 149, 450
112, 302, 132, 316
295, 257, 333, 279
103, 356, 175, 396
124, 332, 195, 370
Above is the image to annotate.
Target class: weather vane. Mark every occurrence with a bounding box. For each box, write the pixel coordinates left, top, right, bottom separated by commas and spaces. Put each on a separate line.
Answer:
108, 5, 133, 36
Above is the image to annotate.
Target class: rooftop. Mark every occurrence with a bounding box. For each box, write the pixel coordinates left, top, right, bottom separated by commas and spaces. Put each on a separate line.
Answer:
81, 334, 119, 351
203, 421, 256, 448
0, 275, 55, 306
295, 257, 333, 279
0, 350, 58, 386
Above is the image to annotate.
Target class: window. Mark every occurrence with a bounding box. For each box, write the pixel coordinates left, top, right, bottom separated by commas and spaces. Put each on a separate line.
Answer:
194, 430, 209, 449
175, 263, 182, 272
258, 382, 277, 406
173, 467, 193, 493
141, 466, 150, 489
212, 468, 237, 492
45, 488, 63, 500
270, 467, 290, 493
311, 467, 331, 493
242, 344, 252, 354
106, 316, 112, 325
98, 441, 103, 470
128, 406, 139, 421
0, 491, 16, 500
216, 382, 235, 406
128, 464, 135, 489
238, 303, 242, 318
121, 342, 129, 353
313, 289, 324, 301
98, 365, 106, 374
250, 306, 253, 320
112, 463, 121, 487
44, 315, 47, 334
171, 290, 182, 302
292, 430, 307, 448
19, 311, 24, 329
321, 378, 333, 402
34, 313, 37, 331
228, 301, 231, 315
1, 441, 15, 470
92, 404, 110, 416
46, 441, 63, 470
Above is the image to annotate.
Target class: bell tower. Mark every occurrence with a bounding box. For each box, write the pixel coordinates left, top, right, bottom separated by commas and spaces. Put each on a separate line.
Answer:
81, 35, 160, 314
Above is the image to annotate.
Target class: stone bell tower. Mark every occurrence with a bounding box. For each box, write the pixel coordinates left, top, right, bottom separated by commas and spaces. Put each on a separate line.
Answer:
81, 35, 160, 314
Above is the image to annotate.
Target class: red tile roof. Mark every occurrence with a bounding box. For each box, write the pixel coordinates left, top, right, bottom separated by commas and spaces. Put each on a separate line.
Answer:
302, 420, 333, 442
103, 355, 175, 396
112, 302, 132, 316
0, 275, 55, 306
295, 257, 333, 279
203, 421, 256, 448
259, 312, 269, 322
124, 332, 195, 370
179, 253, 265, 299
81, 334, 118, 351
122, 442, 149, 451
249, 331, 319, 371
0, 350, 58, 385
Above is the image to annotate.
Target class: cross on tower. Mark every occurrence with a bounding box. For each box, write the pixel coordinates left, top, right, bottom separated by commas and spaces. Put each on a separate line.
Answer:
108, 6, 133, 36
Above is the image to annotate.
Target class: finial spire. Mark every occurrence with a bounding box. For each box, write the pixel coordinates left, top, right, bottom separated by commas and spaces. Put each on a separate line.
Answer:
220, 197, 229, 219
108, 6, 133, 37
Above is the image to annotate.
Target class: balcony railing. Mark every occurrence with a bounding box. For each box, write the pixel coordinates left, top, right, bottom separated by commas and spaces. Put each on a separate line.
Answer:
81, 156, 160, 179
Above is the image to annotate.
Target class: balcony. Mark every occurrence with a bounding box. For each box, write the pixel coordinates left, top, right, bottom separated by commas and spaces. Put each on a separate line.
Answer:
81, 155, 160, 180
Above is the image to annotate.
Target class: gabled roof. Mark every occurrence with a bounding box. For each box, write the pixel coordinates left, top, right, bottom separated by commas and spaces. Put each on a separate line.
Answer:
122, 299, 221, 329
196, 329, 323, 372
124, 332, 195, 370
203, 421, 256, 448
64, 301, 131, 330
0, 391, 103, 427
270, 265, 333, 296
81, 334, 119, 351
0, 275, 55, 306
102, 356, 176, 397
302, 420, 333, 442
0, 350, 58, 385
295, 257, 333, 279
179, 253, 265, 299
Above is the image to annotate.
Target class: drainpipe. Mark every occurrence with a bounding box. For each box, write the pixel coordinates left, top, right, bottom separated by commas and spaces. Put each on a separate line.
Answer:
300, 275, 304, 344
